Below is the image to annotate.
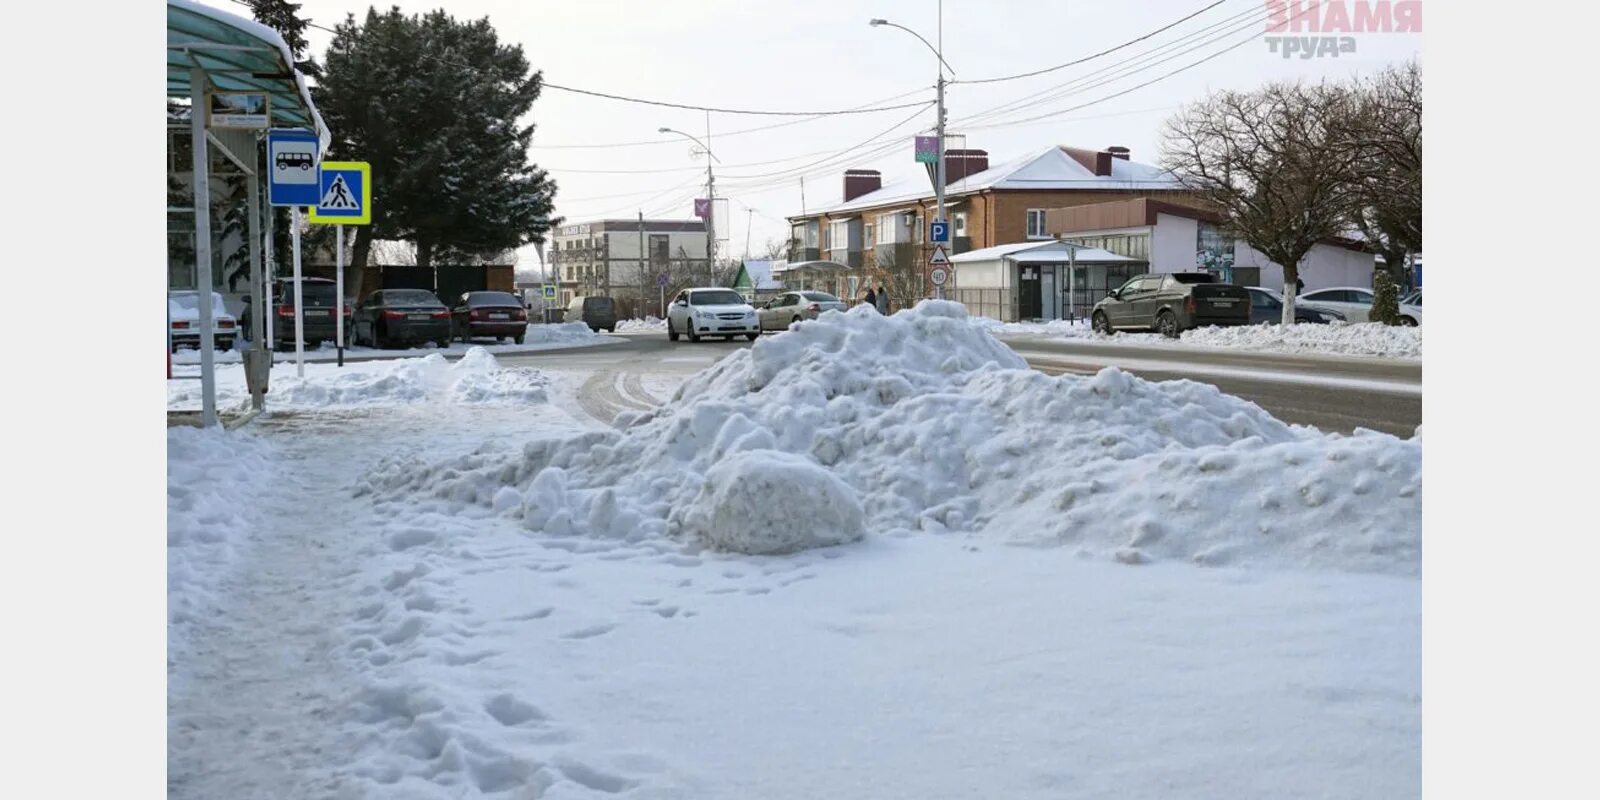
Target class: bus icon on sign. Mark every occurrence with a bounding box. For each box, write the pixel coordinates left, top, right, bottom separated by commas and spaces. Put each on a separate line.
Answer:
276, 151, 314, 171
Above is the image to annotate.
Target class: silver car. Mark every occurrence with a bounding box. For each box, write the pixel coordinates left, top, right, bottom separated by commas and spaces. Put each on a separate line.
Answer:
757, 291, 848, 332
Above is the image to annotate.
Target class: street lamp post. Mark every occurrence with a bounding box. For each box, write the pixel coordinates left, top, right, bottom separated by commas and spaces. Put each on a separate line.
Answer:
660, 126, 720, 286
871, 16, 956, 299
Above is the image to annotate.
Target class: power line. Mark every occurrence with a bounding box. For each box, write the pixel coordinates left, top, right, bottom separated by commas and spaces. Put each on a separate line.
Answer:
540, 82, 934, 118
952, 0, 1231, 85
719, 103, 935, 183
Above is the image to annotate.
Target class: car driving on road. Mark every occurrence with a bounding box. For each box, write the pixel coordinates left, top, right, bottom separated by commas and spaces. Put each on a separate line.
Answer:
1245, 287, 1345, 325
352, 289, 451, 349
666, 288, 760, 342
757, 290, 848, 332
1091, 272, 1251, 338
168, 290, 238, 352
452, 291, 529, 344
566, 295, 618, 333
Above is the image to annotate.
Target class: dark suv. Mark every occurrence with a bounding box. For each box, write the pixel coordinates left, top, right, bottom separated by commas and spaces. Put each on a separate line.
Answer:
1091, 273, 1250, 338
241, 277, 351, 350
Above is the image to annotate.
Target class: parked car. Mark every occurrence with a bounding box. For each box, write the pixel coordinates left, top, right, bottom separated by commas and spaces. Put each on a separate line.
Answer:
241, 277, 351, 350
757, 290, 848, 332
1399, 289, 1422, 326
1297, 286, 1420, 325
565, 295, 618, 333
168, 290, 238, 352
351, 289, 451, 349
1091, 273, 1251, 338
452, 291, 529, 344
665, 287, 760, 342
1244, 287, 1345, 325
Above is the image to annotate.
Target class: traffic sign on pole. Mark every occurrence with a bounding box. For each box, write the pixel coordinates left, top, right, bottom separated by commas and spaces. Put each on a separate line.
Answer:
307, 162, 371, 225
542, 285, 557, 301
930, 266, 949, 287
657, 272, 670, 287
266, 128, 320, 207
930, 221, 950, 243
928, 244, 950, 267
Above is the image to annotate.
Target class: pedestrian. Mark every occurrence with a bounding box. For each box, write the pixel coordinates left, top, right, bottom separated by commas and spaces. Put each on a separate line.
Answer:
875, 284, 889, 314
863, 285, 877, 311
1294, 276, 1305, 296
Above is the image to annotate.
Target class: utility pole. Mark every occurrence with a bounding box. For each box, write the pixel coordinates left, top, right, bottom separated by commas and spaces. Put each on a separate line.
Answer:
658, 123, 720, 287
872, 15, 955, 300
745, 207, 754, 261
639, 210, 650, 316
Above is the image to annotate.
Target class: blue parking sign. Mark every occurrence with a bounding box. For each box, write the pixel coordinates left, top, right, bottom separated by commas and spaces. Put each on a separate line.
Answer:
930, 221, 950, 243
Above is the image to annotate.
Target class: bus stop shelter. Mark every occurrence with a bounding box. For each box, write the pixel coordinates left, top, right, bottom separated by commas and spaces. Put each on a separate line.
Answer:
167, 0, 329, 426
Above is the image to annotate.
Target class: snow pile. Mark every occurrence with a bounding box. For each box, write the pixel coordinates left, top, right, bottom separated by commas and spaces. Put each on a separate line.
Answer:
524, 321, 604, 343
266, 347, 548, 408
1181, 321, 1422, 359
615, 317, 668, 332
971, 316, 1096, 338
167, 425, 277, 656
361, 301, 1420, 572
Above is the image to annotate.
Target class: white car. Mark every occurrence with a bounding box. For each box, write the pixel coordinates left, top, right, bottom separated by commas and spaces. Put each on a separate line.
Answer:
168, 290, 238, 352
665, 287, 760, 342
1297, 285, 1421, 326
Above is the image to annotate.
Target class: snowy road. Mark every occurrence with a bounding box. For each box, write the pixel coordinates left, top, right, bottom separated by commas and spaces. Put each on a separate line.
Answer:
493, 332, 1422, 434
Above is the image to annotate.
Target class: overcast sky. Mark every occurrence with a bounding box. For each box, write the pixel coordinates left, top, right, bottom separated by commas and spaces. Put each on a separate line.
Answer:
263, 0, 1421, 269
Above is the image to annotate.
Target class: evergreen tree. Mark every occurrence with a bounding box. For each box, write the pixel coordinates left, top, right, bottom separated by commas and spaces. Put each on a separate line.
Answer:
314, 7, 558, 275
245, 0, 321, 77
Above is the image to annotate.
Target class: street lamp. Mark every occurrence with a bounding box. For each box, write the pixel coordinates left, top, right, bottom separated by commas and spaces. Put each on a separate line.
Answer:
870, 16, 956, 298
660, 126, 720, 286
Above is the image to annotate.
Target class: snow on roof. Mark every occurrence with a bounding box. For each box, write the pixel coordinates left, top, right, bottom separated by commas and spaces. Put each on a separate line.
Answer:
168, 0, 330, 152
950, 240, 1140, 264
740, 260, 784, 290
798, 146, 1185, 218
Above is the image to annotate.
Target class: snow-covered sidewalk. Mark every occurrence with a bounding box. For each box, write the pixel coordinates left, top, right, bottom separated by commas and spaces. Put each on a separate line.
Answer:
169, 306, 1420, 798
974, 316, 1423, 360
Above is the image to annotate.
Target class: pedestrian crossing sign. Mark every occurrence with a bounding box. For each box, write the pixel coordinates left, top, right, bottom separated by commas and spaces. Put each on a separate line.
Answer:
308, 161, 371, 225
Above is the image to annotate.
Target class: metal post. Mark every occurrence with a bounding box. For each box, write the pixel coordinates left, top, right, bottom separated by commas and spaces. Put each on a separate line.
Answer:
934, 74, 946, 302
246, 169, 266, 410
1068, 247, 1077, 322
188, 67, 218, 428
264, 192, 275, 349
705, 113, 716, 287
336, 224, 345, 367
639, 210, 649, 315
291, 206, 305, 378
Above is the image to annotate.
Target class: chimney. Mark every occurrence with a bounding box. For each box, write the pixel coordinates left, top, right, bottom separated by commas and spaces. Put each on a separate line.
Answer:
1107, 146, 1131, 160
1061, 146, 1116, 177
843, 169, 882, 202
943, 149, 989, 185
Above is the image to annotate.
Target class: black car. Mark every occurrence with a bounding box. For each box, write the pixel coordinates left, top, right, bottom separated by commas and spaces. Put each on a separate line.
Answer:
1245, 287, 1346, 325
241, 277, 351, 351
352, 289, 452, 349
453, 291, 530, 344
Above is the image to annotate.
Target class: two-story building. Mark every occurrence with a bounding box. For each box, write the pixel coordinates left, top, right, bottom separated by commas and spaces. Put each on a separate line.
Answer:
549, 218, 708, 316
785, 144, 1208, 304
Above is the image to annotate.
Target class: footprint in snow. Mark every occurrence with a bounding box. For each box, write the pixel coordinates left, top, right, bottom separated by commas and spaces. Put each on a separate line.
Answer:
561, 623, 616, 640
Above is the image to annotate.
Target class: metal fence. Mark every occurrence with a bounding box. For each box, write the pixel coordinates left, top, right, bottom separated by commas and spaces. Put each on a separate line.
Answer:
947, 288, 1018, 322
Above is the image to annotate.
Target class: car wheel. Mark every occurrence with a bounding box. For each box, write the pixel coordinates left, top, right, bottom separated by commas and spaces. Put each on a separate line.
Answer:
514, 333, 525, 345
1400, 316, 1418, 327
667, 318, 680, 341
217, 340, 233, 352
1092, 312, 1112, 335
1157, 311, 1180, 339
790, 315, 801, 329
374, 322, 388, 350
745, 332, 759, 341
437, 338, 450, 348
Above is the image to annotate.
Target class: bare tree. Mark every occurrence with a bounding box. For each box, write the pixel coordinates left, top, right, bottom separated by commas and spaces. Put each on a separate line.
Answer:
874, 248, 924, 313
1344, 60, 1421, 324
1163, 80, 1360, 324
759, 237, 788, 261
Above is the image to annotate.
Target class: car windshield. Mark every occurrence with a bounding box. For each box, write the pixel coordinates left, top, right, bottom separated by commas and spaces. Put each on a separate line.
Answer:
383, 290, 441, 306
469, 292, 521, 306
1168, 273, 1215, 284
801, 292, 839, 302
690, 290, 745, 306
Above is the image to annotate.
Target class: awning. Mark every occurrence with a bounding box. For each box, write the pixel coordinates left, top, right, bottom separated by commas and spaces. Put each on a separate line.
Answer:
167, 0, 329, 151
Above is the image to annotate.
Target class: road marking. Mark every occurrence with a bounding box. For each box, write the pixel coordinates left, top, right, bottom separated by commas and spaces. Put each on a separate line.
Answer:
660, 356, 714, 364
1022, 354, 1423, 397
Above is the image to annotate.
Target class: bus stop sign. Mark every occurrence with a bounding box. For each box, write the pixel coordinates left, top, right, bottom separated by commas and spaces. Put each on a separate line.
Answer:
266, 128, 320, 207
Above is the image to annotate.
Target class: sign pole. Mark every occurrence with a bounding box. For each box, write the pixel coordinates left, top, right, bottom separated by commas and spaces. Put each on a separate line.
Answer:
189, 67, 218, 428
336, 224, 345, 367
264, 197, 275, 349
291, 206, 305, 378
